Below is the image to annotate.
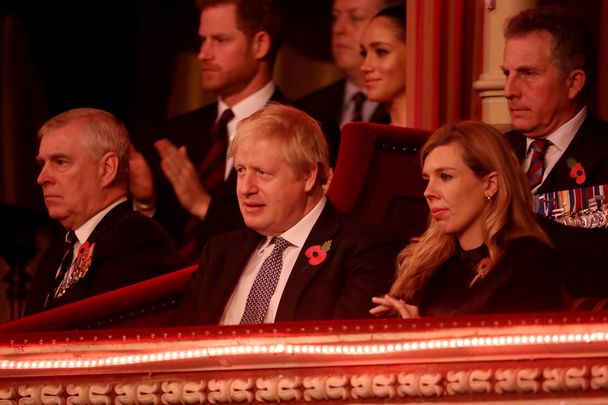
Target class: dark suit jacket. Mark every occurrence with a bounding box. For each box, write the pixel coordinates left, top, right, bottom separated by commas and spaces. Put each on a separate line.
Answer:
297, 79, 390, 165
507, 115, 608, 303
25, 202, 181, 315
150, 89, 290, 257
507, 115, 608, 194
174, 202, 404, 325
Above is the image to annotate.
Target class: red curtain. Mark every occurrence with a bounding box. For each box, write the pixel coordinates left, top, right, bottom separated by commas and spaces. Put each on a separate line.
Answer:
407, 0, 487, 130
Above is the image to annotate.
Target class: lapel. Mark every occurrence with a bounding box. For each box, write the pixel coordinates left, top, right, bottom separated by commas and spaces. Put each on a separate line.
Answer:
205, 229, 264, 323
269, 87, 291, 105
330, 80, 347, 125
274, 203, 341, 322
53, 202, 131, 305
538, 116, 600, 193
86, 201, 131, 244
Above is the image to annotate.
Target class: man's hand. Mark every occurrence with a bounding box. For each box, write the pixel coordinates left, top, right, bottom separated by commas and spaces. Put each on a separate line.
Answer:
155, 139, 211, 220
370, 294, 419, 318
129, 144, 156, 215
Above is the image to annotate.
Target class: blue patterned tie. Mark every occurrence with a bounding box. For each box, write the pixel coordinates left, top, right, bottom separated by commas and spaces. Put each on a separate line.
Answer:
240, 237, 291, 324
527, 139, 550, 189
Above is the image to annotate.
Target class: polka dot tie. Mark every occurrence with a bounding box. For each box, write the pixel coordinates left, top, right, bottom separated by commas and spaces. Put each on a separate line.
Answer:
240, 237, 291, 324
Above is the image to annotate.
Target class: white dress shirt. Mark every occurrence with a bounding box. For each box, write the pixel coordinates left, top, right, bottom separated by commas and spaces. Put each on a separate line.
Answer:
524, 107, 587, 192
340, 80, 380, 127
217, 81, 275, 179
220, 196, 328, 325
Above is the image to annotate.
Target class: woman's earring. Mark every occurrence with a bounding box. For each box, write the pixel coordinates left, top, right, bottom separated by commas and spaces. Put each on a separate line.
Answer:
485, 194, 491, 201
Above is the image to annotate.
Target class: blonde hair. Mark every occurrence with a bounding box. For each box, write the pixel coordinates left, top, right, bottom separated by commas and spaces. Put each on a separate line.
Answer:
230, 103, 330, 186
390, 120, 550, 301
38, 108, 130, 187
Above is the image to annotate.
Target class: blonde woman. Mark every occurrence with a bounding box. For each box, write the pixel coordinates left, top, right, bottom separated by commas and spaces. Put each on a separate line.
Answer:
371, 121, 564, 317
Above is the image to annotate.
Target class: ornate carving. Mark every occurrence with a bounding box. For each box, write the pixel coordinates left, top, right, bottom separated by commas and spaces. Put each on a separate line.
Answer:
591, 365, 608, 390
302, 375, 348, 401
542, 367, 589, 392
446, 369, 492, 395
494, 368, 540, 394
136, 382, 161, 405
207, 379, 253, 403
350, 374, 396, 399
397, 372, 443, 397
66, 384, 112, 405
161, 380, 205, 404
255, 377, 301, 402
0, 387, 16, 405
18, 384, 64, 405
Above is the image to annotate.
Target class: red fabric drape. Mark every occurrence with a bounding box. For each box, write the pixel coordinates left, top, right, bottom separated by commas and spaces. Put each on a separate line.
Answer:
407, 0, 485, 130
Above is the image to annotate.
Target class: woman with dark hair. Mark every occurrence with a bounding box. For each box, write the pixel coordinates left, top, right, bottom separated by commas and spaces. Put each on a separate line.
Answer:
360, 4, 407, 126
371, 121, 564, 317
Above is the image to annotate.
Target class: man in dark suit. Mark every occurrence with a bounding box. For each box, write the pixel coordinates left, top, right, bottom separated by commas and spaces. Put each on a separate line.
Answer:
501, 7, 608, 305
502, 6, 608, 193
129, 0, 289, 262
174, 104, 403, 325
297, 0, 394, 139
26, 108, 180, 315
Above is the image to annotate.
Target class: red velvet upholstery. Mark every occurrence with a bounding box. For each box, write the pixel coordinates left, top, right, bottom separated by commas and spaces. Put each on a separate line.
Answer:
327, 122, 431, 240
0, 266, 197, 333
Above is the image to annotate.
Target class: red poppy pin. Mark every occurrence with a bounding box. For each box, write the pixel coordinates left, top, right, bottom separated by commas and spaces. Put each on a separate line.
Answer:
567, 158, 586, 185
304, 240, 332, 266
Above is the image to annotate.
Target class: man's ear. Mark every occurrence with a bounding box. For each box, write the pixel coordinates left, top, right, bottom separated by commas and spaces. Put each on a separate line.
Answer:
485, 171, 498, 199
99, 151, 119, 187
303, 165, 319, 193
251, 31, 271, 60
567, 68, 586, 100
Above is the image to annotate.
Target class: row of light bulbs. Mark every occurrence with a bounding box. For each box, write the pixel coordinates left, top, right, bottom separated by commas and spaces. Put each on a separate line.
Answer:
1, 331, 606, 371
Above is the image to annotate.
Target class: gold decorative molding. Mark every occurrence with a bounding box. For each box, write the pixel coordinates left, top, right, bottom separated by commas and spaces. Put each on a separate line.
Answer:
2, 313, 608, 403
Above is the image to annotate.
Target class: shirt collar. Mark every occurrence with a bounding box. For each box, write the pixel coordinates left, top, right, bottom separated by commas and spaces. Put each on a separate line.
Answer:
343, 79, 367, 106
526, 107, 587, 153
259, 195, 327, 251
74, 197, 127, 243
218, 81, 275, 136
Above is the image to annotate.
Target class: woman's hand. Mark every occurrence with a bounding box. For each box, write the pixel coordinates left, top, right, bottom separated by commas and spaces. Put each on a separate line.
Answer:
370, 295, 419, 318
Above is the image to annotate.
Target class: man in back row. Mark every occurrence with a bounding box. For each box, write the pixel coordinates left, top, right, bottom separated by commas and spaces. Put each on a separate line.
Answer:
502, 6, 608, 193
130, 0, 289, 263
501, 6, 608, 304
298, 0, 394, 131
174, 104, 403, 325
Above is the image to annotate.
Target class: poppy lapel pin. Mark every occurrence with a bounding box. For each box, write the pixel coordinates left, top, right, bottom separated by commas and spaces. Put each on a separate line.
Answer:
567, 158, 586, 185
304, 240, 332, 266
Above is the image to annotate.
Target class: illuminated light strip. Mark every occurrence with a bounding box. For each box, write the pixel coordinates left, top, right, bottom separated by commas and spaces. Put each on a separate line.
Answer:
1, 331, 607, 371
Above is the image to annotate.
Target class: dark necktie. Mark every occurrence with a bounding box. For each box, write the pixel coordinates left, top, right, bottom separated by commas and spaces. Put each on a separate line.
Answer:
178, 109, 234, 262
351, 92, 366, 122
240, 237, 291, 324
527, 139, 551, 189
44, 230, 77, 308
199, 108, 234, 193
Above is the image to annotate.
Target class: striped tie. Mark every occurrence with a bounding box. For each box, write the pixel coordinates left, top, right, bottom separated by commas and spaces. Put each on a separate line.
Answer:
527, 139, 551, 189
179, 109, 234, 263
199, 108, 234, 193
240, 237, 291, 324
